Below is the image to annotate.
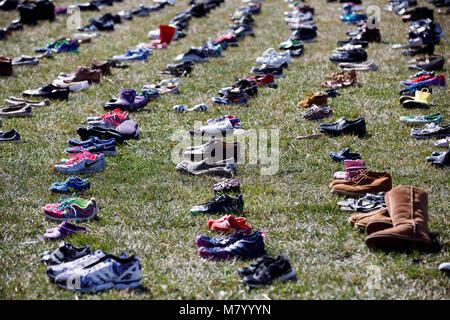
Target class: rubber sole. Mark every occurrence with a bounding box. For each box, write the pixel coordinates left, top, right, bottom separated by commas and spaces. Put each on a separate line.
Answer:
365, 234, 433, 249
43, 207, 97, 222
57, 279, 141, 293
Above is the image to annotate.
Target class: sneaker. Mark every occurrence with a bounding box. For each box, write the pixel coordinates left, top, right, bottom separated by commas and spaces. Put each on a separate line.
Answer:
251, 64, 284, 78
329, 147, 362, 162
212, 89, 248, 106
300, 105, 333, 120
87, 108, 130, 128
49, 177, 90, 193
54, 255, 141, 292
174, 47, 208, 63
255, 48, 291, 65
0, 128, 21, 142
198, 230, 266, 261
43, 196, 97, 221
46, 249, 107, 280
53, 152, 106, 174
189, 194, 244, 215
213, 178, 240, 193
68, 136, 116, 148
41, 241, 91, 265
207, 214, 250, 233
400, 113, 443, 124
196, 229, 250, 248
176, 158, 237, 178
242, 255, 297, 288
66, 143, 116, 156
237, 255, 278, 277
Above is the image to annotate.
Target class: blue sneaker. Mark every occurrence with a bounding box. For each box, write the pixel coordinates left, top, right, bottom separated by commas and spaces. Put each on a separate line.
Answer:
65, 143, 116, 156
67, 136, 116, 148
196, 229, 250, 248
198, 230, 266, 261
49, 177, 90, 193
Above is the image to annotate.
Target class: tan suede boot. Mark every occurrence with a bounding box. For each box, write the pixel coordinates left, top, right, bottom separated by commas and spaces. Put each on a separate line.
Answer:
365, 186, 433, 250
331, 171, 392, 196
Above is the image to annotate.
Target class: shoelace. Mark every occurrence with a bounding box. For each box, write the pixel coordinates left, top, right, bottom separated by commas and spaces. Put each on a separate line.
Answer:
412, 75, 433, 83
56, 193, 77, 211
65, 150, 96, 165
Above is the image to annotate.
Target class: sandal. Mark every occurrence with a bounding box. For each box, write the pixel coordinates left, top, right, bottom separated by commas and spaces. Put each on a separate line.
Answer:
43, 221, 87, 241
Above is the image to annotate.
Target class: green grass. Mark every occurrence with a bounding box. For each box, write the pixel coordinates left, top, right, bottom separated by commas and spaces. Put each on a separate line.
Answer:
0, 0, 449, 299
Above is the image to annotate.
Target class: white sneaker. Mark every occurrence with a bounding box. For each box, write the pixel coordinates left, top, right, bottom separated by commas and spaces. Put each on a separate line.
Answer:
256, 49, 291, 65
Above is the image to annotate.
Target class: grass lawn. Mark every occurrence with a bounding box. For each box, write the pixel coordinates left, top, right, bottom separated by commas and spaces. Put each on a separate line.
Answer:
0, 0, 449, 299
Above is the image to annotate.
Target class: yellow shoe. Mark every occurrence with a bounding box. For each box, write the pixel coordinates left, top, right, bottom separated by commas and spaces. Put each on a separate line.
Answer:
402, 88, 432, 108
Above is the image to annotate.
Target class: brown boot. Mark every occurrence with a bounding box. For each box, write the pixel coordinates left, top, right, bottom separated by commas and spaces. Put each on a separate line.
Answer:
360, 208, 392, 233
331, 170, 392, 196
298, 91, 327, 108
0, 56, 13, 76
365, 186, 433, 250
348, 210, 382, 226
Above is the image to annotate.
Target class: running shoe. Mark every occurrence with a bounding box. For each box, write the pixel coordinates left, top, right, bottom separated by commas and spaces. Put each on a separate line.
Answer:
196, 229, 251, 248
54, 152, 105, 174
207, 215, 250, 233
87, 108, 130, 128
41, 241, 91, 265
198, 230, 265, 261
65, 143, 116, 156
190, 194, 244, 215
54, 254, 141, 292
43, 196, 97, 221
241, 255, 297, 288
67, 136, 116, 148
49, 177, 90, 193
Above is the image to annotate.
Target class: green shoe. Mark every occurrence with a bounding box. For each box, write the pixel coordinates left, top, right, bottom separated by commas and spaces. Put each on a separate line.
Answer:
279, 39, 303, 50
400, 112, 443, 124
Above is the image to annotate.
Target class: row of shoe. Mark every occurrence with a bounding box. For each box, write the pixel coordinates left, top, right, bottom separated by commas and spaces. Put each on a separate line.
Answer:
388, 5, 448, 168
41, 242, 142, 292
283, 2, 317, 43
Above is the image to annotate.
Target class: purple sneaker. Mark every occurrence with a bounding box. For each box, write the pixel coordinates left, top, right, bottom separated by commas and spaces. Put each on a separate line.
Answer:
198, 230, 266, 261
196, 229, 250, 248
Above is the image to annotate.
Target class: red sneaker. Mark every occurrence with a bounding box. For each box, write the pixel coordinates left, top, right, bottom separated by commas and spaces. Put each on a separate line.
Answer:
99, 108, 130, 127
208, 215, 251, 233
245, 74, 277, 88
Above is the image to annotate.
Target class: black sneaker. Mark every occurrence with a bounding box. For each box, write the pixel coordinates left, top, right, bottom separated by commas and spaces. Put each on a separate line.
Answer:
242, 255, 297, 288
189, 194, 244, 215
251, 64, 284, 78
237, 255, 277, 277
77, 125, 125, 143
220, 79, 257, 97
329, 48, 367, 63
40, 241, 91, 265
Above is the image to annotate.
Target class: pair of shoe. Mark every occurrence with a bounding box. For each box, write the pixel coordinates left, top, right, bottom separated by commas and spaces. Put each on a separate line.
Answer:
301, 105, 332, 120
238, 255, 296, 288
351, 186, 435, 251
298, 91, 328, 108
158, 61, 193, 77
41, 241, 91, 265
197, 229, 266, 261
53, 150, 106, 174
0, 104, 32, 117
333, 159, 367, 180
410, 123, 450, 139
219, 78, 258, 98
331, 170, 393, 197
104, 88, 149, 112
112, 47, 152, 62
46, 249, 141, 292
50, 177, 90, 193
213, 88, 249, 106
401, 112, 443, 124
183, 138, 240, 162
339, 59, 378, 71
177, 158, 238, 178
188, 115, 243, 136
190, 194, 244, 215
255, 48, 291, 65
143, 78, 181, 94
330, 48, 367, 63
174, 47, 209, 63
173, 104, 208, 112
42, 193, 98, 221
320, 117, 367, 137
208, 214, 250, 233
321, 70, 359, 89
